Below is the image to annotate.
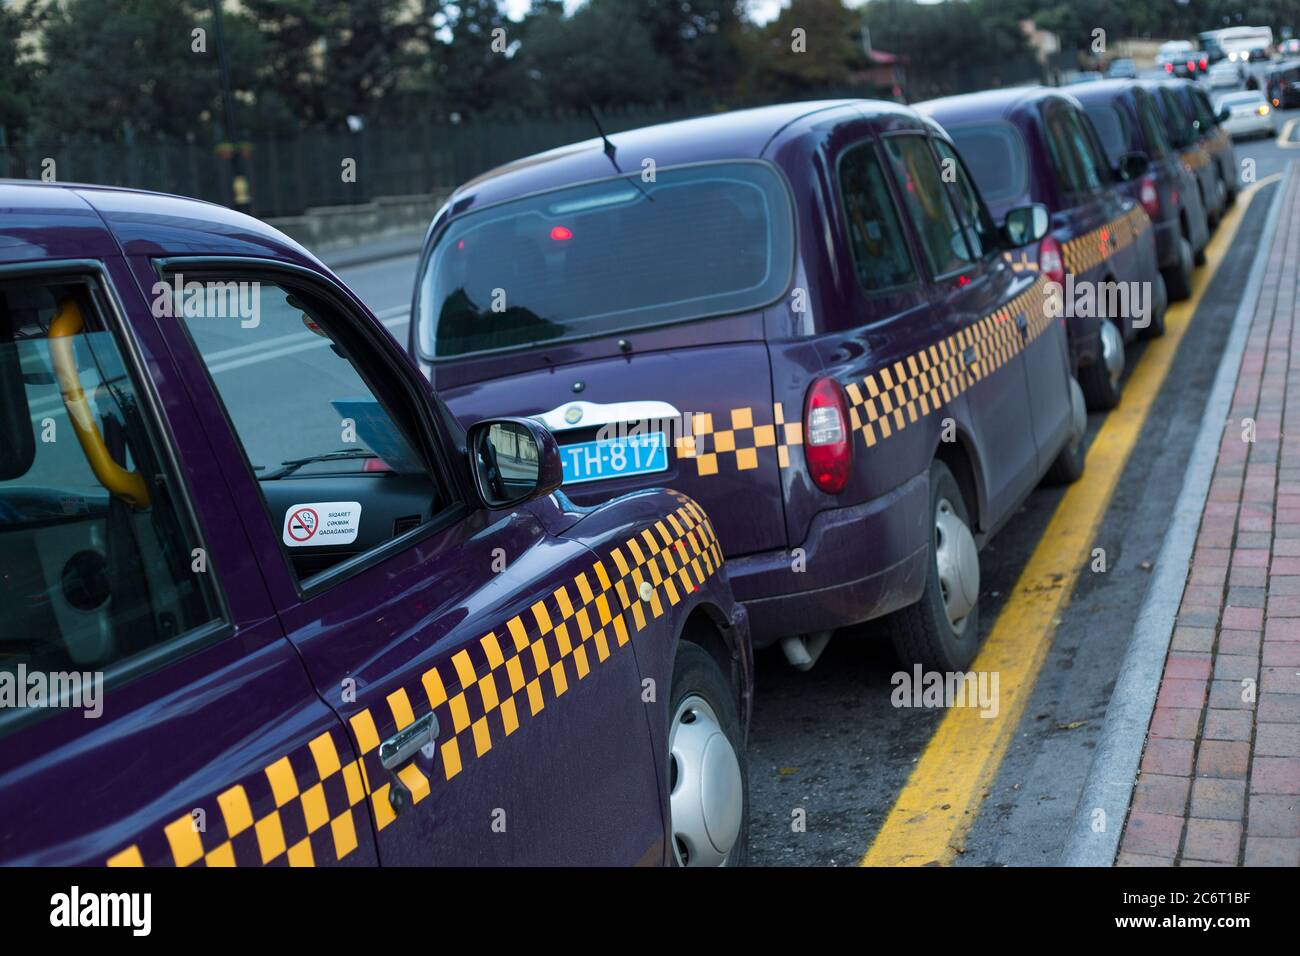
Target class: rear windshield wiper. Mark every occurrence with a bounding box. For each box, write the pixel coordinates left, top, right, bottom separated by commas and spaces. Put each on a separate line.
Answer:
261, 449, 376, 480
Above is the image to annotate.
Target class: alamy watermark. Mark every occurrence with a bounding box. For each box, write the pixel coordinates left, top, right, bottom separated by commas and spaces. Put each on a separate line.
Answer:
891, 665, 1000, 718
0, 664, 103, 718
150, 273, 261, 328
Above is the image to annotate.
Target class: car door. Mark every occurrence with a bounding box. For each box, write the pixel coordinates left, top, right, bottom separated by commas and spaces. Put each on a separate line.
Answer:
0, 261, 377, 868
151, 259, 665, 865
881, 132, 1040, 516
931, 136, 1073, 467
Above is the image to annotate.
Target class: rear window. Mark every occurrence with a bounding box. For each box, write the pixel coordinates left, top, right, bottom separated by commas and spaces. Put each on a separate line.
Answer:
1084, 105, 1129, 166
417, 161, 795, 359
945, 122, 1029, 211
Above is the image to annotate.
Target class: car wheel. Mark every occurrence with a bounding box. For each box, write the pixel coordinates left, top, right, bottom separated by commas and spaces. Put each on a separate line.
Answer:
668, 642, 748, 867
1044, 376, 1087, 485
885, 460, 981, 672
1164, 233, 1195, 301
1140, 270, 1168, 340
1079, 318, 1125, 410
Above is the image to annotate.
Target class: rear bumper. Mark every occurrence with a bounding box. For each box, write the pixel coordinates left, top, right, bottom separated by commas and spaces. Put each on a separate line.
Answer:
727, 472, 930, 647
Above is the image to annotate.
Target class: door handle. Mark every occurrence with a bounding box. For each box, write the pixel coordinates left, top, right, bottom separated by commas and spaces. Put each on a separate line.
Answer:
380, 712, 438, 771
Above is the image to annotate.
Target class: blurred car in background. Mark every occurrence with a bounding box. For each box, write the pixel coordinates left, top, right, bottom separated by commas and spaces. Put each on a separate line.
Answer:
1266, 61, 1300, 109
1157, 40, 1205, 77
1214, 90, 1277, 140
1105, 58, 1137, 79
920, 87, 1166, 411
1207, 60, 1241, 89
1073, 80, 1210, 301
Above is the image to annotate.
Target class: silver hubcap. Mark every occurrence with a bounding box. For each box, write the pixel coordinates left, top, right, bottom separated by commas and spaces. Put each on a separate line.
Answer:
934, 497, 980, 635
1100, 318, 1125, 388
669, 695, 742, 867
1068, 376, 1087, 450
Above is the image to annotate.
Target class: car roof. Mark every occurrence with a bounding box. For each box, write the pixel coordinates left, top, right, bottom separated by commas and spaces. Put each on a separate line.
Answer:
916, 85, 1076, 125
0, 179, 318, 267
1068, 79, 1143, 106
442, 99, 925, 213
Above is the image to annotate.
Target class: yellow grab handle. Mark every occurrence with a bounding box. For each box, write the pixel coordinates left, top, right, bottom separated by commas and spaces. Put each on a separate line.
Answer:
48, 297, 151, 509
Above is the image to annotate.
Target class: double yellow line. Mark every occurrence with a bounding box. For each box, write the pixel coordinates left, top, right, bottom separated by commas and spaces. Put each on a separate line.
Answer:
862, 176, 1280, 866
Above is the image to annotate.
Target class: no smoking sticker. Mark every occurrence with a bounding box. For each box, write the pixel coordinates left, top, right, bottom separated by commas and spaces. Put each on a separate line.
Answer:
282, 501, 361, 547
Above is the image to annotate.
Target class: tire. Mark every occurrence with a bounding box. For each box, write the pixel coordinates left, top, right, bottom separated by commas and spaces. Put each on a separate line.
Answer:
1163, 233, 1195, 301
884, 460, 982, 672
1204, 184, 1220, 230
1079, 318, 1124, 410
1045, 376, 1087, 485
667, 641, 748, 867
1140, 270, 1168, 340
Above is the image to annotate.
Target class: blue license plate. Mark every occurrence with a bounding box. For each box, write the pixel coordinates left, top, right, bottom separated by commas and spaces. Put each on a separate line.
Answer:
560, 432, 669, 485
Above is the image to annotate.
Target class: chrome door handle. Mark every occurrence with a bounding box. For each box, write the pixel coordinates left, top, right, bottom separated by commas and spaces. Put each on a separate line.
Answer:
379, 712, 438, 771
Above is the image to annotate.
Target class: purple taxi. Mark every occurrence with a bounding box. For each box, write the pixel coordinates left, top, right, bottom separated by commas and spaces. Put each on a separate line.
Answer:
919, 87, 1167, 412
0, 181, 752, 867
410, 100, 1087, 674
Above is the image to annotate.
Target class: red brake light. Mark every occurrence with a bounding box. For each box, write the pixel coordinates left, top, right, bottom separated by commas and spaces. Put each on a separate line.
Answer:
804, 377, 852, 494
1139, 176, 1160, 217
1186, 60, 1196, 71
1039, 235, 1066, 286
550, 225, 573, 241
1165, 63, 1174, 73
1200, 58, 1208, 69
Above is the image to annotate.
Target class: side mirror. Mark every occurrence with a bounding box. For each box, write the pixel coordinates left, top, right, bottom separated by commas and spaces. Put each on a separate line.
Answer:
1218, 107, 1231, 121
1002, 203, 1050, 247
1116, 151, 1150, 181
467, 417, 562, 508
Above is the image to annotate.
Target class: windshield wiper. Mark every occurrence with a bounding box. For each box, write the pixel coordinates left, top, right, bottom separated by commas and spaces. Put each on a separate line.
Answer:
261, 449, 376, 480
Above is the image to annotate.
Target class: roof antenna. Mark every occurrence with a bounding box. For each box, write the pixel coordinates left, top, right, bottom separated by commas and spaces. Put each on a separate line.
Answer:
586, 103, 620, 169
586, 103, 654, 202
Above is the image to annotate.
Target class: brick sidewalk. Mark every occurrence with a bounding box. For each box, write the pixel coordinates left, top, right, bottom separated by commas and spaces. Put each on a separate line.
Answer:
1118, 167, 1300, 867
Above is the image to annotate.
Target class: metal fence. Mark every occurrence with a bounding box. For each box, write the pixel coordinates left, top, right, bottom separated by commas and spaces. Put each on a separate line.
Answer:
0, 104, 704, 218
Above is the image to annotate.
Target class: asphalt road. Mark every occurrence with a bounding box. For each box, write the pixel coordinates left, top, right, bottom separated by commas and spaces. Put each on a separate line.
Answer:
321, 128, 1296, 868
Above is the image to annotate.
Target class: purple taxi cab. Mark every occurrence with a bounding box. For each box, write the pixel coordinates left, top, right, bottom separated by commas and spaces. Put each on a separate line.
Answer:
410, 100, 1087, 674
920, 88, 1166, 412
1151, 79, 1238, 229
1070, 80, 1211, 302
0, 181, 752, 867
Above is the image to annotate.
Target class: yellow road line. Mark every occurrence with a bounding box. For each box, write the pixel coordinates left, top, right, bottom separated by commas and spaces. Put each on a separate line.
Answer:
862, 175, 1281, 867
1277, 118, 1300, 149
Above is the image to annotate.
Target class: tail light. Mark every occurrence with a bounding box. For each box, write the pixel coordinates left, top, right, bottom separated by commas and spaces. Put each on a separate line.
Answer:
1186, 60, 1196, 72
1200, 58, 1208, 70
1039, 235, 1066, 286
1139, 176, 1160, 217
1165, 63, 1174, 73
804, 376, 852, 494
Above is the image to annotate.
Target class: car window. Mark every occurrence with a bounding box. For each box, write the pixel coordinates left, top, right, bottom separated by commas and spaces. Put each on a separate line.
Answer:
837, 140, 918, 293
931, 138, 998, 259
883, 135, 975, 277
172, 273, 445, 584
1065, 109, 1109, 190
1157, 88, 1195, 147
944, 121, 1029, 214
1134, 90, 1171, 158
0, 277, 220, 690
1043, 106, 1088, 194
1193, 90, 1218, 127
417, 161, 795, 359
1084, 104, 1130, 166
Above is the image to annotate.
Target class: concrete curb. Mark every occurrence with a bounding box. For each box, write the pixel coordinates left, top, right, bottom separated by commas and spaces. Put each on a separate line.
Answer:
1060, 176, 1288, 866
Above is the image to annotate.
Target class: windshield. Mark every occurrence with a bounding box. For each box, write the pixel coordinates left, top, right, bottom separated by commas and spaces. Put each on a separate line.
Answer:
416, 161, 795, 360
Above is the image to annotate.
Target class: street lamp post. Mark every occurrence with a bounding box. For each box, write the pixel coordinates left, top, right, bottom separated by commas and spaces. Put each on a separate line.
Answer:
210, 0, 251, 213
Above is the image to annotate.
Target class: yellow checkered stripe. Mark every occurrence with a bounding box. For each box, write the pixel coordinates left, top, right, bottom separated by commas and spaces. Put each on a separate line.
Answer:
1062, 205, 1151, 275
674, 403, 803, 477
107, 725, 368, 868
844, 278, 1052, 449
105, 495, 723, 867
